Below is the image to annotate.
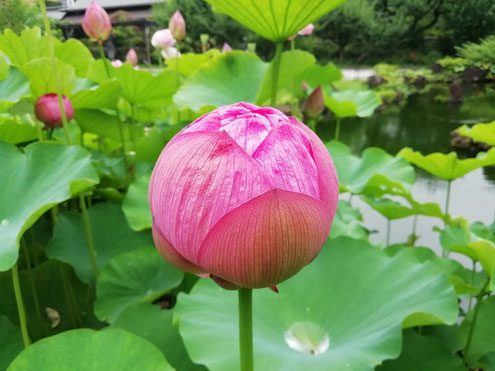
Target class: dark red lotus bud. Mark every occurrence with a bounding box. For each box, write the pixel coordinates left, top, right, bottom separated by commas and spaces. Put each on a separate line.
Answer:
34, 93, 74, 129
306, 86, 324, 118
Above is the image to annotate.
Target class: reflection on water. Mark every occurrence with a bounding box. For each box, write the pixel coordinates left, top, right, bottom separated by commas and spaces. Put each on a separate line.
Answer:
318, 87, 495, 251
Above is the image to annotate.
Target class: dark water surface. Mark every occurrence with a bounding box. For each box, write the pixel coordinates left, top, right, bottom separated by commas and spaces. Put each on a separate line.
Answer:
318, 87, 495, 252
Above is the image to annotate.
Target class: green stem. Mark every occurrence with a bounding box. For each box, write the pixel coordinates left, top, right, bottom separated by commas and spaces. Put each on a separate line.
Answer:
467, 261, 476, 312
410, 214, 418, 246
308, 119, 316, 132
60, 264, 80, 327
334, 117, 342, 141
79, 195, 99, 280
464, 280, 489, 359
21, 239, 45, 336
238, 288, 254, 371
270, 42, 284, 106
12, 263, 31, 347
97, 43, 111, 79
386, 219, 391, 246
291, 39, 295, 51
442, 180, 452, 258
175, 42, 181, 124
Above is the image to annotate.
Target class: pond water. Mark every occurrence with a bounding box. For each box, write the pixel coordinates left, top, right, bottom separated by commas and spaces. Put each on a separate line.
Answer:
318, 85, 495, 255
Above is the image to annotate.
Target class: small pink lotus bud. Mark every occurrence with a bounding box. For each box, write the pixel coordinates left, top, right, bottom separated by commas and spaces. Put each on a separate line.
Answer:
221, 43, 232, 53
34, 94, 74, 129
301, 81, 309, 92
82, 1, 112, 43
161, 47, 181, 60
298, 24, 315, 36
151, 29, 176, 50
111, 59, 123, 68
149, 103, 339, 289
306, 86, 325, 118
126, 48, 138, 66
169, 10, 186, 41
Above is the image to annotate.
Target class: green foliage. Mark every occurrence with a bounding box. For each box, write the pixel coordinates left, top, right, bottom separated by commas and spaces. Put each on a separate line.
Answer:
457, 36, 495, 66
0, 0, 42, 35
458, 121, 495, 146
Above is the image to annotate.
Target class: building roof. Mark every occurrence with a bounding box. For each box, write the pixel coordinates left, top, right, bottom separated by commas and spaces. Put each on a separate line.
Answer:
66, 0, 161, 12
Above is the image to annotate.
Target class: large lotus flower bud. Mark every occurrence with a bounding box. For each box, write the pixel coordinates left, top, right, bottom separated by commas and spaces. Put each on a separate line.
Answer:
306, 86, 325, 118
151, 29, 176, 50
34, 93, 74, 129
82, 1, 112, 43
161, 47, 181, 60
126, 48, 138, 66
298, 24, 315, 36
111, 59, 123, 68
221, 43, 232, 53
169, 10, 186, 41
149, 103, 339, 289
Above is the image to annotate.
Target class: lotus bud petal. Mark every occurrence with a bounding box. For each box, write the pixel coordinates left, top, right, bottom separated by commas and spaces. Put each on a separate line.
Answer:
301, 81, 309, 92
298, 24, 315, 36
34, 93, 74, 129
221, 43, 232, 53
126, 48, 138, 66
149, 103, 339, 289
169, 10, 186, 41
82, 1, 112, 43
111, 59, 123, 68
161, 47, 181, 60
306, 86, 325, 118
151, 29, 176, 50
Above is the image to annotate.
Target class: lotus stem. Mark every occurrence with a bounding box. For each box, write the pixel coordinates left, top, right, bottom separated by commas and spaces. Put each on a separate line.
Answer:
12, 263, 31, 347
79, 194, 99, 279
238, 288, 254, 371
291, 39, 295, 51
21, 238, 45, 336
386, 219, 391, 246
97, 44, 111, 80
270, 42, 284, 106
335, 117, 342, 141
467, 261, 476, 312
442, 180, 452, 258
464, 280, 489, 359
60, 264, 81, 327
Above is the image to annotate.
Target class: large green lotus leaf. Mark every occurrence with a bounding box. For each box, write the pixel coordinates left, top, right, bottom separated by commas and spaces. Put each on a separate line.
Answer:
256, 50, 315, 105
0, 27, 50, 67
7, 328, 173, 371
174, 237, 458, 371
326, 141, 415, 195
458, 121, 495, 146
480, 353, 495, 371
0, 259, 90, 341
174, 51, 268, 110
324, 89, 382, 118
385, 245, 484, 295
46, 203, 153, 283
440, 222, 495, 277
398, 147, 495, 181
112, 64, 178, 108
458, 296, 495, 366
74, 109, 144, 144
377, 330, 465, 371
111, 303, 205, 371
286, 63, 342, 99
72, 80, 121, 110
0, 141, 98, 271
134, 127, 168, 163
0, 114, 37, 144
54, 39, 94, 78
122, 172, 152, 231
471, 221, 495, 244
0, 66, 30, 112
363, 196, 444, 220
95, 247, 183, 323
204, 0, 347, 41
166, 50, 220, 77
0, 316, 23, 371
328, 200, 368, 240
0, 52, 8, 78
24, 57, 75, 98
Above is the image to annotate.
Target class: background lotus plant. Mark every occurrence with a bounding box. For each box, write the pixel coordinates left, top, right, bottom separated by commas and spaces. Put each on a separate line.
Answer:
169, 10, 186, 41
34, 93, 74, 129
149, 102, 339, 289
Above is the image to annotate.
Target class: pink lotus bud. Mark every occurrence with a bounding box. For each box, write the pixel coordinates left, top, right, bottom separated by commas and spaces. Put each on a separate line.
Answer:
221, 43, 232, 53
149, 103, 339, 289
161, 47, 180, 60
169, 10, 186, 41
34, 93, 74, 129
151, 29, 176, 50
306, 86, 325, 118
82, 2, 112, 43
298, 24, 315, 36
126, 48, 138, 66
301, 81, 309, 92
111, 59, 123, 68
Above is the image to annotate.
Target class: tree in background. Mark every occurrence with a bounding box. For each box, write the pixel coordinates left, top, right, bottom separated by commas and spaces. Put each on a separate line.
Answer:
0, 0, 43, 34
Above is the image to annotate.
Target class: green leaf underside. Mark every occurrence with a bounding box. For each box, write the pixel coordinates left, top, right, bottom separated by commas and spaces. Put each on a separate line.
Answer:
175, 237, 458, 371
0, 141, 99, 271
